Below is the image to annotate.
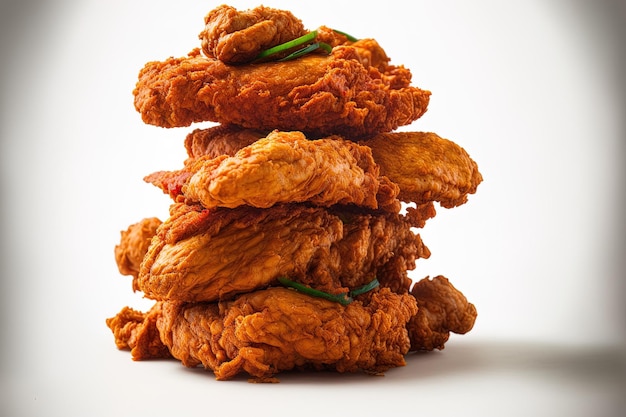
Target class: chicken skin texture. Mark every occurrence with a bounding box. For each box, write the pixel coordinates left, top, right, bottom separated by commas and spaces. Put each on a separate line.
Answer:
133, 42, 430, 137
146, 130, 402, 213
135, 202, 430, 303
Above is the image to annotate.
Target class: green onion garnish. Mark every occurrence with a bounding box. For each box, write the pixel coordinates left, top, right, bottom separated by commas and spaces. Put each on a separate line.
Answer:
255, 30, 319, 60
277, 277, 380, 305
349, 278, 380, 297
278, 277, 352, 305
254, 28, 357, 63
332, 28, 359, 42
277, 42, 332, 62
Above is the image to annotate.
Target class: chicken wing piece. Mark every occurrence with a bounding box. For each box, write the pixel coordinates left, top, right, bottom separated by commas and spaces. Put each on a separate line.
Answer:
199, 5, 307, 64
407, 276, 477, 351
157, 287, 418, 381
137, 203, 429, 303
133, 42, 430, 137
362, 132, 483, 208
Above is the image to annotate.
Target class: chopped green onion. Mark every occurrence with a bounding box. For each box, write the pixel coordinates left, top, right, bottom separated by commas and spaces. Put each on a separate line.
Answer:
349, 278, 380, 297
278, 277, 352, 305
277, 277, 380, 305
277, 42, 332, 62
255, 30, 318, 60
332, 29, 359, 42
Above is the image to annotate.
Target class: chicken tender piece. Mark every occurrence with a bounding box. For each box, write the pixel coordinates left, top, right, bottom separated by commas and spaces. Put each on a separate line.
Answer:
133, 43, 430, 137
137, 203, 429, 303
407, 276, 477, 351
158, 287, 418, 381
199, 5, 307, 64
362, 132, 482, 208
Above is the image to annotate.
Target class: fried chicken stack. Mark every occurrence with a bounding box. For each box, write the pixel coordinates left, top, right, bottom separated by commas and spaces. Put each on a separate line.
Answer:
107, 5, 482, 382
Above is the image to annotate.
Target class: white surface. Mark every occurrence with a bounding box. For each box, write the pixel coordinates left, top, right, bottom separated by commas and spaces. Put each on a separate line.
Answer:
1, 0, 624, 416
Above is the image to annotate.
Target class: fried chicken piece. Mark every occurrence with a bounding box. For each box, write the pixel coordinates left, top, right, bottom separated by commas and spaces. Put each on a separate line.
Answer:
184, 131, 398, 211
146, 131, 401, 212
362, 132, 482, 208
137, 203, 429, 303
407, 276, 477, 351
157, 287, 418, 381
133, 43, 430, 137
199, 5, 307, 64
105, 304, 171, 360
114, 217, 162, 282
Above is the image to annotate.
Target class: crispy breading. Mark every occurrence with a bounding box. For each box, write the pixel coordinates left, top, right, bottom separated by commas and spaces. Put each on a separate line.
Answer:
362, 132, 483, 208
133, 43, 430, 137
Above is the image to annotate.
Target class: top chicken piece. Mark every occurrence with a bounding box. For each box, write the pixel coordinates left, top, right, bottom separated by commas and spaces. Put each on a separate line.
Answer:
199, 5, 307, 64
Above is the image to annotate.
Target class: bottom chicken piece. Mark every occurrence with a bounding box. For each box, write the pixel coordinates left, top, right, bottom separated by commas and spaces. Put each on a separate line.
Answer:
107, 276, 476, 382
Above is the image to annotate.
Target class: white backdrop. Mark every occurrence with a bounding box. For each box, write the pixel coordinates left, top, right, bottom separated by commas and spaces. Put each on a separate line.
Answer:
1, 1, 624, 416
